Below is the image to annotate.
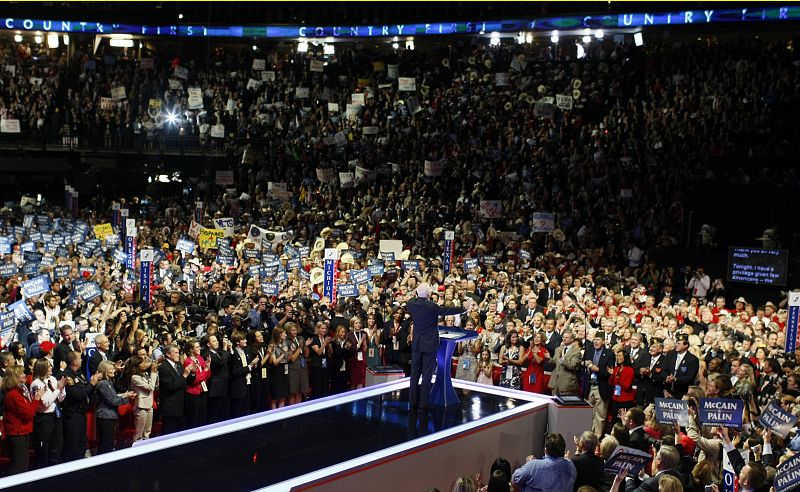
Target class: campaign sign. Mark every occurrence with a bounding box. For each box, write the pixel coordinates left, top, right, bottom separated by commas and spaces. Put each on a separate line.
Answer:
243, 248, 261, 260
53, 265, 70, 279
464, 258, 479, 271
655, 398, 690, 426
338, 283, 358, 298
286, 258, 301, 271
76, 282, 102, 302
443, 230, 455, 274
217, 255, 235, 266
402, 260, 420, 272
759, 400, 799, 439
23, 262, 39, 276
0, 311, 15, 339
381, 251, 395, 262
283, 244, 300, 258
21, 275, 50, 299
261, 282, 279, 296
367, 263, 385, 277
483, 255, 498, 267
603, 446, 652, 475
248, 265, 262, 278
323, 248, 339, 305
350, 269, 370, 285
9, 299, 33, 323
0, 263, 18, 278
775, 452, 800, 492
176, 238, 196, 255
699, 398, 744, 428
112, 249, 128, 265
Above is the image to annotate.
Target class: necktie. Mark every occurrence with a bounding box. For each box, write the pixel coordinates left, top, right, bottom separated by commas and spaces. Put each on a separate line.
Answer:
650, 356, 659, 370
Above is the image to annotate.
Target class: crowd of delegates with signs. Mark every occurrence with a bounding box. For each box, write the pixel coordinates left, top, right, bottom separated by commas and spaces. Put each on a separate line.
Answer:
0, 31, 797, 489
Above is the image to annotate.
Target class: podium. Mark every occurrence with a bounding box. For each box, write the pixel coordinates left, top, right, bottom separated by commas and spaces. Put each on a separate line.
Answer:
430, 327, 478, 406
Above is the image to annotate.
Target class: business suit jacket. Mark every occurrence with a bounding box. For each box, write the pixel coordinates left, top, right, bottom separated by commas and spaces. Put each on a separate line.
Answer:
572, 452, 605, 491
629, 427, 651, 453
382, 319, 410, 366
516, 306, 544, 324
405, 298, 464, 354
537, 287, 562, 307
582, 345, 614, 400
549, 343, 582, 394
543, 330, 563, 358
628, 470, 684, 492
205, 348, 231, 398
158, 360, 190, 418
662, 351, 700, 399
88, 350, 107, 377
228, 348, 253, 400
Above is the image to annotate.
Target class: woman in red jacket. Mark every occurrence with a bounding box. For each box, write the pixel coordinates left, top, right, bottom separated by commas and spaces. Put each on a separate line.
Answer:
1, 367, 45, 475
182, 338, 211, 429
608, 349, 635, 427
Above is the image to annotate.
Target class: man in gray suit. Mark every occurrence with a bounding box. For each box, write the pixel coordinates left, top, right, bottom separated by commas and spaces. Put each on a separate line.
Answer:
406, 283, 471, 410
548, 330, 582, 395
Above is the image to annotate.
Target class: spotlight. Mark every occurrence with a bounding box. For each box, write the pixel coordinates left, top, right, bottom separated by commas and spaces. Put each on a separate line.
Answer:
391, 42, 399, 50
582, 35, 591, 44
550, 31, 559, 44
178, 13, 184, 19
489, 31, 500, 47
595, 29, 604, 39
252, 45, 258, 51
634, 32, 644, 47
297, 40, 308, 53
34, 35, 43, 44
14, 34, 22, 43
165, 112, 177, 124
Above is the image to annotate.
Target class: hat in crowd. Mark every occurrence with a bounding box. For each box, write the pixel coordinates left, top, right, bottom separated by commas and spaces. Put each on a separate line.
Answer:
735, 297, 747, 304
765, 301, 777, 309
39, 341, 55, 353
336, 242, 349, 252
312, 238, 325, 253
309, 268, 324, 285
416, 283, 432, 299
320, 227, 333, 239
676, 334, 689, 343
340, 253, 355, 265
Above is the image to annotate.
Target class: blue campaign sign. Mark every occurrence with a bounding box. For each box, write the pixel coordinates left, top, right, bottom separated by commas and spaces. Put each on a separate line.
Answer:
759, 400, 799, 439
261, 282, 279, 296
22, 262, 39, 276
9, 299, 33, 323
381, 251, 395, 262
483, 255, 498, 266
0, 263, 19, 278
40, 255, 55, 267
350, 269, 370, 284
775, 452, 800, 492
603, 446, 652, 475
243, 248, 260, 260
152, 249, 166, 266
298, 245, 310, 257
287, 258, 301, 271
53, 265, 70, 279
0, 238, 11, 254
76, 281, 102, 301
248, 265, 262, 277
261, 264, 279, 278
464, 258, 479, 271
402, 260, 420, 272
0, 311, 15, 340
79, 266, 96, 277
274, 270, 289, 283
654, 398, 690, 426
176, 238, 195, 255
367, 263, 385, 277
338, 283, 358, 297
20, 241, 35, 252
112, 248, 128, 265
283, 244, 300, 258
21, 275, 50, 299
217, 254, 235, 266
699, 398, 744, 428
23, 251, 43, 263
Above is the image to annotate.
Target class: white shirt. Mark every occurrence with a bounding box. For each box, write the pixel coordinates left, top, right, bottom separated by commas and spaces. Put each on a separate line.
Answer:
674, 352, 686, 372
30, 376, 65, 414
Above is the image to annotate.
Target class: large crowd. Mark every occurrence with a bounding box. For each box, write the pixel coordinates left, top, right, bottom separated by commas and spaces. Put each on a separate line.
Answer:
0, 29, 797, 492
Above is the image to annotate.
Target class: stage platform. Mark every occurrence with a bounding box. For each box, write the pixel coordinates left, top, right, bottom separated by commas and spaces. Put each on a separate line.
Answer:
0, 379, 568, 491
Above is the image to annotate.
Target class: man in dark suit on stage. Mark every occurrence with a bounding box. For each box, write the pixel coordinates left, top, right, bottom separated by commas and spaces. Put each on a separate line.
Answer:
406, 283, 471, 411
582, 334, 614, 437
637, 341, 667, 407
662, 334, 699, 400
158, 344, 193, 435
